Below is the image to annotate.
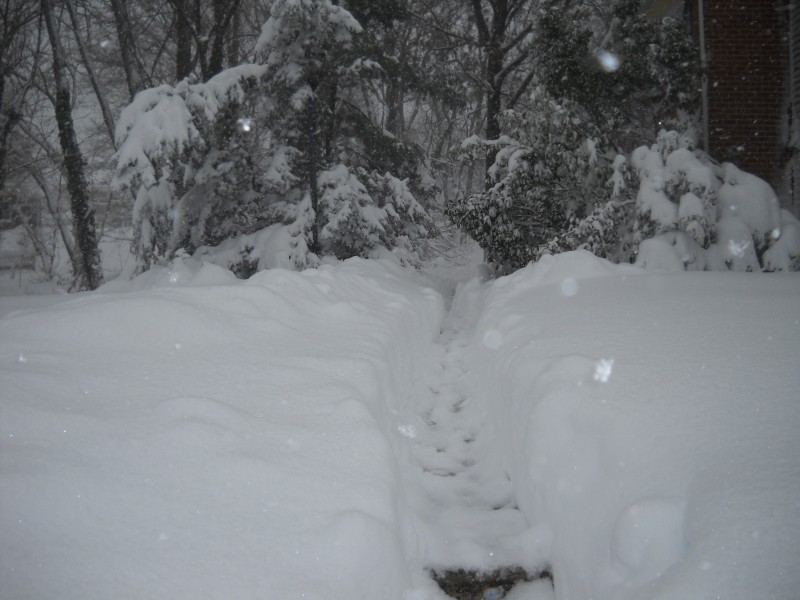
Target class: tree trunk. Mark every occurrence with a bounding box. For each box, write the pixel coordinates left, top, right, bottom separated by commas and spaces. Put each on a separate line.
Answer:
42, 0, 103, 291
226, 2, 241, 69
306, 91, 321, 255
192, 0, 208, 77
385, 81, 405, 138
109, 0, 144, 99
481, 0, 508, 182
471, 0, 531, 187
0, 73, 21, 196
383, 26, 406, 138
0, 0, 39, 194
485, 41, 503, 166
206, 0, 240, 80
322, 75, 338, 163
174, 0, 192, 80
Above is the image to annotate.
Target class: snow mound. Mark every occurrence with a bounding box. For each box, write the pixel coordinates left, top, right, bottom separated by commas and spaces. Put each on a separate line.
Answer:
99, 256, 238, 292
495, 250, 642, 293
0, 259, 443, 600
718, 163, 781, 243
612, 497, 685, 583
470, 258, 800, 600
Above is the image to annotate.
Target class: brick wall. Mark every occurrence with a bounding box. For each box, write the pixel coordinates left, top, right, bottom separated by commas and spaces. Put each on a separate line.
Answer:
703, 1, 789, 194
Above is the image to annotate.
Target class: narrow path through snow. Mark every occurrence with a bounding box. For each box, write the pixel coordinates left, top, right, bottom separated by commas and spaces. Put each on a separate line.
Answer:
401, 282, 531, 572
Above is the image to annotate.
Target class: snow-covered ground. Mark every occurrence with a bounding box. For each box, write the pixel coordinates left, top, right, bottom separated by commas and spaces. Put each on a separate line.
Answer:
1, 252, 798, 599
467, 252, 800, 599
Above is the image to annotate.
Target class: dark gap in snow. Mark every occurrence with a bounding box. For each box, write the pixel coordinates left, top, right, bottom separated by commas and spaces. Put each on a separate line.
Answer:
429, 566, 553, 600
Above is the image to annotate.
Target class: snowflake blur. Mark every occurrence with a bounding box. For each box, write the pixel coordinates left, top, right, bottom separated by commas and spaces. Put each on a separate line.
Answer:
727, 238, 751, 258
561, 278, 578, 297
593, 358, 614, 383
397, 424, 417, 439
596, 50, 621, 73
482, 329, 503, 349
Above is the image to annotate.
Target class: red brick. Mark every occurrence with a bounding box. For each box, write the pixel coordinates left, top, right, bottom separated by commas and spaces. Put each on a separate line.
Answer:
702, 0, 789, 186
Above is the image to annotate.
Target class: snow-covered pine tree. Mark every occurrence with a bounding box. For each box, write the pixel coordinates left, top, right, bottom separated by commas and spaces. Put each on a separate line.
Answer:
534, 0, 700, 152
113, 65, 275, 273
253, 0, 435, 265
114, 0, 434, 275
448, 0, 700, 271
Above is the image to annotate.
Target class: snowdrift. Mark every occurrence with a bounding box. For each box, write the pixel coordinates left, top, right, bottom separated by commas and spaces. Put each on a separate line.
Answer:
2, 251, 798, 600
0, 259, 443, 600
470, 251, 800, 599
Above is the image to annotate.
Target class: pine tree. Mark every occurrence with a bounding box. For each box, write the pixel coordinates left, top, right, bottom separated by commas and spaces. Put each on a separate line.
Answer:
115, 0, 435, 275
449, 0, 700, 271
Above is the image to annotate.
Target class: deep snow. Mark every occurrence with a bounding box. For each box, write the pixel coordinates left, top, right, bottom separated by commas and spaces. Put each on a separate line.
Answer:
1, 252, 799, 599
468, 252, 800, 599
1, 259, 444, 600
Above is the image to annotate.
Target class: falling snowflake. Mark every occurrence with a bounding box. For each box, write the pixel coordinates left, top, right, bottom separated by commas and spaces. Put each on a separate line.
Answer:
237, 118, 254, 132
727, 238, 750, 258
593, 358, 614, 383
397, 424, 417, 438
482, 330, 503, 349
596, 50, 621, 72
561, 278, 578, 297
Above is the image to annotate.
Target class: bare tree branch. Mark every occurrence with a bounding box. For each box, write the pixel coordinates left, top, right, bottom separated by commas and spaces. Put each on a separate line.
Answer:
64, 0, 117, 146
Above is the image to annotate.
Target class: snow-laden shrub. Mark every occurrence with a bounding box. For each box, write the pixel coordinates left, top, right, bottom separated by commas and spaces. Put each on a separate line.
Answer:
763, 211, 800, 272
629, 133, 797, 271
548, 131, 799, 272
447, 96, 607, 270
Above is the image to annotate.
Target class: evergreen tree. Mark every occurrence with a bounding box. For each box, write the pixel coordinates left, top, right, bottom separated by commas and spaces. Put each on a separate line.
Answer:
255, 0, 435, 263
115, 0, 435, 275
534, 0, 700, 151
114, 65, 274, 272
448, 0, 700, 271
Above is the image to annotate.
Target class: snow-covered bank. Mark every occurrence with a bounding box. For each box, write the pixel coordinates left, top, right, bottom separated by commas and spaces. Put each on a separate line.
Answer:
469, 251, 800, 599
3, 251, 799, 600
0, 259, 443, 600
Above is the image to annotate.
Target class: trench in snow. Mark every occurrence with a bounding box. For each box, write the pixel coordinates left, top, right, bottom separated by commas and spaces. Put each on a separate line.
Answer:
400, 282, 553, 599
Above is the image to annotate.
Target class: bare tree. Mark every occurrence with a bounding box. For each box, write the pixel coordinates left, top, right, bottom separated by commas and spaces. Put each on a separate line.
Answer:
64, 0, 116, 145
0, 0, 40, 195
470, 0, 533, 179
42, 0, 103, 290
108, 0, 146, 99
168, 0, 242, 82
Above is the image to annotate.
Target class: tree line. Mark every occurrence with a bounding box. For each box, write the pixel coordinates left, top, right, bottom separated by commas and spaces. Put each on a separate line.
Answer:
7, 0, 750, 290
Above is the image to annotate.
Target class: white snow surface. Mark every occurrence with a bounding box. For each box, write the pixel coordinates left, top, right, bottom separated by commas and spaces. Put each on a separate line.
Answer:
1, 259, 444, 600
2, 251, 799, 599
470, 251, 800, 600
